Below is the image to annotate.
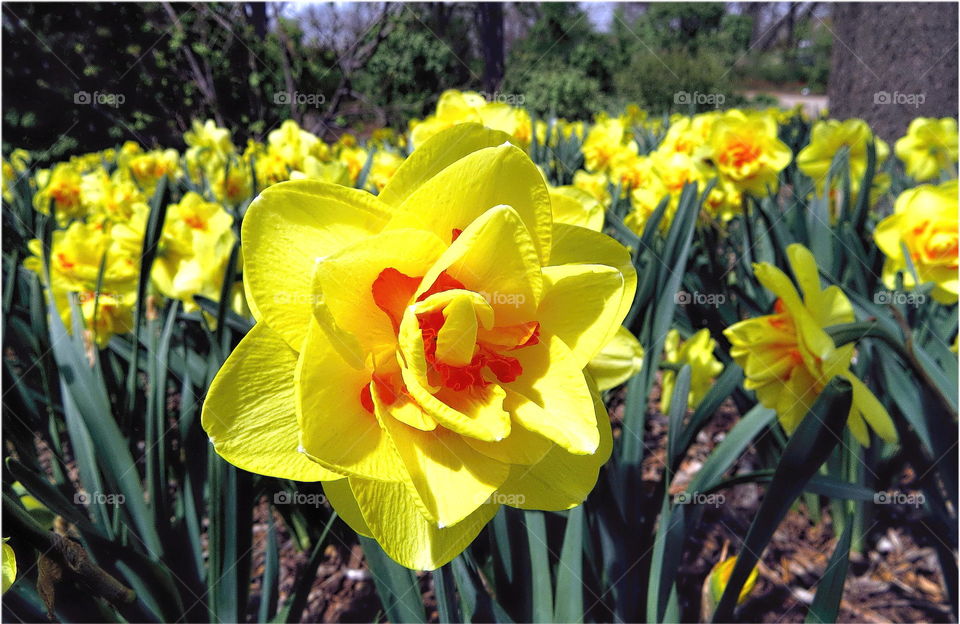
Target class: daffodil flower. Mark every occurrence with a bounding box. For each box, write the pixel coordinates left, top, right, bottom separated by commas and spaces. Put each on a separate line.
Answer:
875, 180, 958, 304
661, 329, 723, 413
894, 117, 958, 182
725, 244, 897, 446
202, 124, 636, 570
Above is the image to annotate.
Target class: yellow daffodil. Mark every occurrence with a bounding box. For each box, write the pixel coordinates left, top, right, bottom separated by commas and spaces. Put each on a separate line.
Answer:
660, 113, 717, 156
24, 221, 138, 346
80, 169, 147, 223
338, 146, 369, 185
894, 117, 959, 181
2, 149, 30, 202
796, 119, 889, 194
875, 180, 958, 304
705, 110, 791, 196
581, 117, 636, 173
115, 192, 236, 312
290, 156, 351, 186
661, 329, 723, 413
367, 151, 405, 193
122, 149, 180, 194
724, 244, 897, 446
201, 124, 635, 570
625, 176, 670, 235
410, 90, 531, 149
210, 157, 253, 206
609, 153, 658, 195
34, 163, 86, 223
184, 119, 236, 182
267, 120, 330, 173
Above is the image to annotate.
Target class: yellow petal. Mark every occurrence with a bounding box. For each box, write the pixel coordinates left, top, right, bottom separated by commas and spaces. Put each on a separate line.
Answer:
586, 326, 645, 391
295, 317, 406, 480
549, 186, 605, 231
462, 409, 554, 465
202, 323, 341, 481
504, 334, 599, 455
313, 228, 448, 356
497, 373, 612, 510
323, 479, 371, 537
844, 372, 898, 444
436, 294, 484, 367
379, 123, 515, 207
415, 205, 543, 327
549, 223, 637, 334
349, 477, 500, 570
538, 263, 626, 368
374, 388, 509, 528
387, 144, 553, 265
786, 244, 821, 303
242, 180, 391, 349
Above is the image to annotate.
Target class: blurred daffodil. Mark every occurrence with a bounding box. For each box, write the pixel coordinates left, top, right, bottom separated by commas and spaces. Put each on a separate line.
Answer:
894, 117, 958, 182
875, 180, 958, 304
661, 329, 723, 413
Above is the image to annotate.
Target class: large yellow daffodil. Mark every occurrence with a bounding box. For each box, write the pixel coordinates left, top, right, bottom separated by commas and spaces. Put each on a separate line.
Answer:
201, 124, 636, 569
724, 244, 897, 446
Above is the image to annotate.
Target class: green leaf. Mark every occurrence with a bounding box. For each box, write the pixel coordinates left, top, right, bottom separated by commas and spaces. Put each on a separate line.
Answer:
553, 506, 585, 623
361, 536, 426, 624
805, 513, 854, 623
524, 510, 554, 623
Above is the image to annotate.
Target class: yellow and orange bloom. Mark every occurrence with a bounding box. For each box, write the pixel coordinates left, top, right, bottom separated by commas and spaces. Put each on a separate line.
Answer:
34, 163, 86, 223
705, 110, 791, 196
894, 117, 959, 182
874, 180, 958, 304
796, 118, 889, 194
201, 124, 636, 569
725, 244, 897, 446
24, 221, 138, 347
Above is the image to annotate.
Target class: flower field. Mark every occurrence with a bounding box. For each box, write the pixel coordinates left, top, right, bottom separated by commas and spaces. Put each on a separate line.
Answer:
2, 89, 957, 622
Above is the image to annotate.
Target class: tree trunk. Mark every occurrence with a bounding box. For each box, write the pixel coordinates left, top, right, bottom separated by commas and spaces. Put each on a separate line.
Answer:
478, 3, 505, 94
828, 3, 958, 140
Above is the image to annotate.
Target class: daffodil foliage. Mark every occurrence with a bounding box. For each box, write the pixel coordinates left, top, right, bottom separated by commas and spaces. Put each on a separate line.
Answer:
1, 95, 956, 623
